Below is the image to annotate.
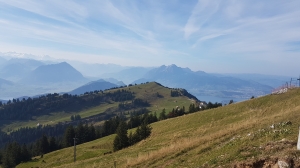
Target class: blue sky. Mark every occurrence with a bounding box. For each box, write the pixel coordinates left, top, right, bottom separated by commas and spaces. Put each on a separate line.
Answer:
0, 0, 299, 76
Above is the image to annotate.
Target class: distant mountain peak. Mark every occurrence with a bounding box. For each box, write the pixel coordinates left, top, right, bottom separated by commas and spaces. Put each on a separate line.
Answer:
69, 80, 118, 95
157, 64, 191, 73
20, 62, 87, 84
167, 64, 177, 68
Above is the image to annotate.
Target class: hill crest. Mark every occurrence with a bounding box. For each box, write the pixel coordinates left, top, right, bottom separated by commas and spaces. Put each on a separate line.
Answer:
16, 87, 300, 168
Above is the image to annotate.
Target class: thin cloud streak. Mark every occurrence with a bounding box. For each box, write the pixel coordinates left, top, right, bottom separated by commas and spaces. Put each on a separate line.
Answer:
0, 0, 299, 76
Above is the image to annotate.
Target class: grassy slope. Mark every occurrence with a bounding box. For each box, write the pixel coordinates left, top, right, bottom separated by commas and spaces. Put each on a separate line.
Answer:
17, 88, 300, 167
2, 82, 194, 133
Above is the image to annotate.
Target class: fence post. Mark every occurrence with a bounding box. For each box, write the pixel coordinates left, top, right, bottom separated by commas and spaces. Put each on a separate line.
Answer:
297, 127, 300, 150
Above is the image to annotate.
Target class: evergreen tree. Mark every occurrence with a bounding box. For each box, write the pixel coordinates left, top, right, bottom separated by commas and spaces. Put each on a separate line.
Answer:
2, 142, 21, 168
88, 125, 96, 142
63, 125, 75, 147
76, 123, 85, 144
137, 122, 152, 140
49, 136, 57, 152
38, 134, 49, 155
159, 108, 166, 120
113, 121, 129, 152
70, 115, 75, 121
20, 143, 31, 162
128, 132, 134, 146
2, 153, 14, 168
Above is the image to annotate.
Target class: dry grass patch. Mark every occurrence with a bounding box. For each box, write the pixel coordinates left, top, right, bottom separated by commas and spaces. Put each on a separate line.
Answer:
17, 88, 300, 168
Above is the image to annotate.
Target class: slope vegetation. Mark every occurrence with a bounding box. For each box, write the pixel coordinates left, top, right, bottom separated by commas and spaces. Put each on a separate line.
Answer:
1, 82, 194, 134
17, 88, 300, 168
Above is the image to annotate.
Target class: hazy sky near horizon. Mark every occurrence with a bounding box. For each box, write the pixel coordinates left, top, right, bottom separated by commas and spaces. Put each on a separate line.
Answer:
0, 0, 299, 76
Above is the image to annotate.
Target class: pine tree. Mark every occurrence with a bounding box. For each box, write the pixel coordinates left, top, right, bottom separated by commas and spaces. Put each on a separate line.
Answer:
21, 143, 31, 162
159, 108, 166, 120
128, 132, 134, 146
70, 115, 75, 121
2, 142, 21, 168
113, 121, 129, 152
63, 125, 75, 147
138, 122, 152, 140
88, 125, 96, 142
38, 134, 49, 155
76, 123, 85, 144
49, 136, 57, 152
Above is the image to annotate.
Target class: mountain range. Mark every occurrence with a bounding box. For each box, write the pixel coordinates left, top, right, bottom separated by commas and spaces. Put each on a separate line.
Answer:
133, 64, 273, 102
212, 73, 291, 88
0, 58, 44, 81
68, 61, 128, 78
0, 56, 292, 103
100, 67, 153, 84
0, 60, 90, 99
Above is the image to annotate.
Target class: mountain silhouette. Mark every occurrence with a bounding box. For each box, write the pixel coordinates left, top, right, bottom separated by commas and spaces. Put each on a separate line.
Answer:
133, 64, 273, 100
20, 62, 87, 85
69, 79, 118, 95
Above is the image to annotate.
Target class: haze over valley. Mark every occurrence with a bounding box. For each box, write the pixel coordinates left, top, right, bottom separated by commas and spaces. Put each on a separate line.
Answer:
0, 55, 292, 103
0, 1, 300, 167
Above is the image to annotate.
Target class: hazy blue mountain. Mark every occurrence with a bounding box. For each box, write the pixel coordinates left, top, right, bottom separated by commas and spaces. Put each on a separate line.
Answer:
211, 73, 292, 88
20, 62, 88, 85
0, 58, 45, 81
104, 78, 126, 86
0, 78, 13, 87
5, 58, 44, 68
133, 64, 273, 102
69, 61, 128, 77
69, 79, 118, 95
101, 67, 153, 84
0, 56, 7, 68
131, 78, 150, 85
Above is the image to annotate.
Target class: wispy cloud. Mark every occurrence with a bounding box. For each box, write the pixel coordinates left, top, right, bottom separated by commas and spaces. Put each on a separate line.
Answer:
0, 0, 299, 75
183, 0, 220, 39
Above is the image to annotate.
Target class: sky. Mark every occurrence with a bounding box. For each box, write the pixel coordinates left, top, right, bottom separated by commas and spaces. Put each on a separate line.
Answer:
0, 0, 300, 76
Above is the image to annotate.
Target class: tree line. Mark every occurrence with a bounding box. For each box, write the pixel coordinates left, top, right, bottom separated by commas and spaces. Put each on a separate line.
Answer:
113, 121, 152, 152
0, 111, 156, 167
158, 102, 222, 121
0, 102, 222, 167
0, 89, 134, 121
170, 89, 199, 101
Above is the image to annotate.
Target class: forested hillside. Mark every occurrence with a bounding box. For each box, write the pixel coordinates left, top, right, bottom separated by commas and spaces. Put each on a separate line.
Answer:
0, 82, 214, 167
15, 87, 300, 168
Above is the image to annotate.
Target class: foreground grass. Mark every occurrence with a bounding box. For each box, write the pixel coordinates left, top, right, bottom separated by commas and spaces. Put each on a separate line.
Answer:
18, 88, 300, 167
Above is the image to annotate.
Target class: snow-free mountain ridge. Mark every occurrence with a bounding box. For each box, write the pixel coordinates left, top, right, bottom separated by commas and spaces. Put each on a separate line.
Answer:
133, 64, 273, 101
69, 79, 118, 95
20, 62, 87, 85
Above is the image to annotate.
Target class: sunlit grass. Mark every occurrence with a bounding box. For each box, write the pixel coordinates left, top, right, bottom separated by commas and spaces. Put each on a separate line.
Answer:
17, 88, 300, 167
